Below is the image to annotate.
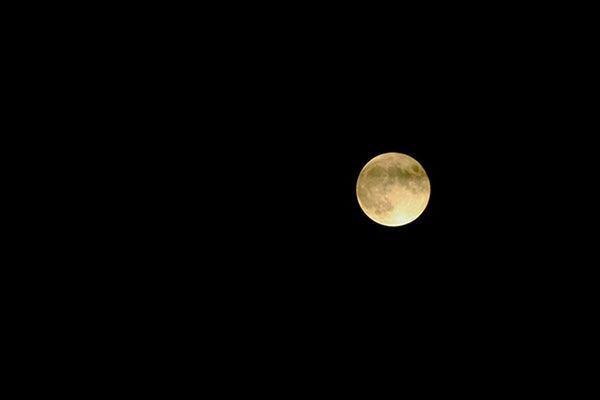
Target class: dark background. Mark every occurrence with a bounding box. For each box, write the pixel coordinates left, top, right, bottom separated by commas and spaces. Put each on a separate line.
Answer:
29, 5, 594, 386
106, 11, 592, 364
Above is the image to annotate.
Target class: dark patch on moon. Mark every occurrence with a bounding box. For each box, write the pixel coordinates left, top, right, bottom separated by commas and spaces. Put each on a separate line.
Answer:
366, 165, 386, 178
386, 164, 428, 194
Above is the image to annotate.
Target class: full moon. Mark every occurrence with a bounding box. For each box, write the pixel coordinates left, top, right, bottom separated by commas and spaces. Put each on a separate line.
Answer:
356, 152, 431, 227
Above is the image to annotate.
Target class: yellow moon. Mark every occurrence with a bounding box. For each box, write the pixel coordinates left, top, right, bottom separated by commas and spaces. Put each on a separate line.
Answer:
356, 152, 431, 227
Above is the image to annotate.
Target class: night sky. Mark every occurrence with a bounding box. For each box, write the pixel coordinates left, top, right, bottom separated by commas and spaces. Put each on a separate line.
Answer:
145, 54, 582, 350
84, 6, 595, 386
125, 14, 588, 319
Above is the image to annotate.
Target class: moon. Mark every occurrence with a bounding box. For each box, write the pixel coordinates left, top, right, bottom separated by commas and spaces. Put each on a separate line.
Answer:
356, 153, 431, 227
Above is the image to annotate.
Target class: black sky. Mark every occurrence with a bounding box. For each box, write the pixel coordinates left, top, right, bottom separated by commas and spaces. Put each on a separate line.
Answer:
77, 7, 596, 384
8, 3, 597, 394
116, 9, 594, 315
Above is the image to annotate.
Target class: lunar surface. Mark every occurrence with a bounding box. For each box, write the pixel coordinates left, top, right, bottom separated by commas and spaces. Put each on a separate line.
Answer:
356, 153, 430, 227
